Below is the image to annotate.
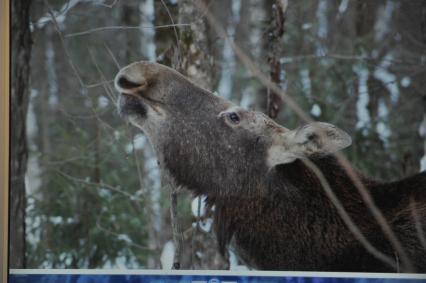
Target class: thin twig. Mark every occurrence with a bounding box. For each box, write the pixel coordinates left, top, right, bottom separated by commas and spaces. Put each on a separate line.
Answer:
100, 0, 119, 8
160, 0, 181, 65
85, 80, 115, 89
65, 23, 191, 38
44, 0, 86, 88
44, 0, 116, 90
55, 169, 142, 202
88, 47, 118, 103
96, 219, 153, 251
103, 42, 121, 70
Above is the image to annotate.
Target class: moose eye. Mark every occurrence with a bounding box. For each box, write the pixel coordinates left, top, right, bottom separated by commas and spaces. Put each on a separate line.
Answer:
228, 112, 240, 124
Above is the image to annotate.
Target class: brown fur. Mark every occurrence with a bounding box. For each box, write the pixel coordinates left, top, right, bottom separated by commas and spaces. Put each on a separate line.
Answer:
115, 61, 426, 272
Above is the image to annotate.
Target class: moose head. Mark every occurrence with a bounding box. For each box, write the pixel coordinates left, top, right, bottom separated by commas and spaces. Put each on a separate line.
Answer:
114, 61, 351, 197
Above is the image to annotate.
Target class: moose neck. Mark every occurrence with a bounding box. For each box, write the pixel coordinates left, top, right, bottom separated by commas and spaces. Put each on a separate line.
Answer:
277, 156, 371, 196
211, 156, 375, 266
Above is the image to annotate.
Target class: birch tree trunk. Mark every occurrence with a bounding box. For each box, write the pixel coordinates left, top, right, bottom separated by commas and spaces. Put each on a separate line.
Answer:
10, 0, 32, 268
176, 0, 215, 89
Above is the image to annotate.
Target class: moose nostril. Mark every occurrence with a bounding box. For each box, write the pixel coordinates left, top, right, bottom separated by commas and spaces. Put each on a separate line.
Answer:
117, 76, 142, 90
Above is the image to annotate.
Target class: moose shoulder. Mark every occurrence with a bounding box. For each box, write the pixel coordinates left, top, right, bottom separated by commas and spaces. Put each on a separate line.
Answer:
114, 61, 426, 272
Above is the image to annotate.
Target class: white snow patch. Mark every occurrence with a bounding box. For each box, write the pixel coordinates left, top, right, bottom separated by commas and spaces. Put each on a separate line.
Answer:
98, 96, 109, 108
229, 250, 249, 270
125, 143, 133, 154
376, 122, 390, 146
114, 130, 120, 140
139, 0, 156, 61
98, 187, 112, 198
46, 39, 59, 107
232, 0, 242, 22
26, 90, 42, 196
191, 195, 207, 217
26, 215, 41, 246
217, 0, 240, 99
134, 134, 147, 150
240, 88, 255, 109
374, 1, 395, 42
126, 134, 147, 153
401, 76, 411, 88
114, 256, 129, 269
117, 234, 133, 243
420, 156, 426, 172
419, 115, 426, 137
302, 23, 312, 30
316, 0, 328, 39
310, 104, 321, 117
374, 53, 400, 104
375, 99, 391, 146
26, 90, 39, 139
48, 95, 58, 108
49, 216, 63, 225
160, 241, 175, 269
338, 0, 349, 14
200, 218, 213, 233
354, 65, 371, 131
300, 69, 312, 99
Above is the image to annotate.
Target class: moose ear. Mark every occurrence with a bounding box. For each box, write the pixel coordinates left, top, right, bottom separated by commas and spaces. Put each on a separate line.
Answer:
267, 122, 352, 167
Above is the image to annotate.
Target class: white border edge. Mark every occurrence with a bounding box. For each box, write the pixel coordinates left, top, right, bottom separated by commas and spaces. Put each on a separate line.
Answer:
9, 269, 426, 279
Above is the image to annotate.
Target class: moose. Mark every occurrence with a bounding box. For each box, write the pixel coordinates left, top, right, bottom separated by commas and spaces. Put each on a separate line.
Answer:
114, 61, 426, 272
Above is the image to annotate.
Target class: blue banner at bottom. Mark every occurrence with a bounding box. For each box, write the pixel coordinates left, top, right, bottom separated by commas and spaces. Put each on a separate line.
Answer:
8, 274, 426, 283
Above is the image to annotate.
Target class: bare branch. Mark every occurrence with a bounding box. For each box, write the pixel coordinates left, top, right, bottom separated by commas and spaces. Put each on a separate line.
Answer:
65, 23, 191, 38
44, 0, 86, 89
96, 219, 153, 252
103, 42, 121, 70
99, 0, 120, 9
88, 47, 118, 103
159, 0, 181, 65
55, 169, 143, 202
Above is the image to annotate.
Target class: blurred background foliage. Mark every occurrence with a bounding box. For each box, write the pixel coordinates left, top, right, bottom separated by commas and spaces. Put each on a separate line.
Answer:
12, 0, 426, 269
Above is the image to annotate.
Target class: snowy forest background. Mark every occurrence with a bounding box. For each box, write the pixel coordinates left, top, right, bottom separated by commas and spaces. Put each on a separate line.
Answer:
10, 0, 426, 270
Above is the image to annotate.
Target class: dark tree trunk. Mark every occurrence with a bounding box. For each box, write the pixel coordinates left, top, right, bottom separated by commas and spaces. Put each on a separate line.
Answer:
266, 0, 287, 119
10, 0, 32, 268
